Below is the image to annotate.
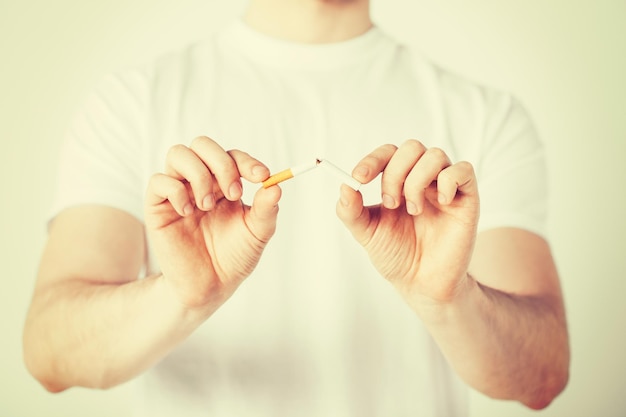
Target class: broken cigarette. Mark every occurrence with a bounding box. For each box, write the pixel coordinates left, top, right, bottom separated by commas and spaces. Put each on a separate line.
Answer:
262, 159, 319, 188
317, 159, 362, 191
262, 158, 362, 191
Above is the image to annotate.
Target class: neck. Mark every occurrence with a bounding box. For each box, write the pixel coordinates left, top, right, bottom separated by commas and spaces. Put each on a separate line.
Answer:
243, 0, 372, 44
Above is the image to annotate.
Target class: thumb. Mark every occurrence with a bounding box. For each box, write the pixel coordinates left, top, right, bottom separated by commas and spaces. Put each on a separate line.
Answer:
336, 184, 372, 245
246, 185, 282, 243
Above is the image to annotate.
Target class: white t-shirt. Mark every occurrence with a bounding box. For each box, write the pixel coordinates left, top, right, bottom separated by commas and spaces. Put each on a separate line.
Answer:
51, 20, 547, 417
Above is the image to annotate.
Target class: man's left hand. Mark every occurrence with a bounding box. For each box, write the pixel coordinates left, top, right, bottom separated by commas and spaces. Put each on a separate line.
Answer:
336, 140, 480, 308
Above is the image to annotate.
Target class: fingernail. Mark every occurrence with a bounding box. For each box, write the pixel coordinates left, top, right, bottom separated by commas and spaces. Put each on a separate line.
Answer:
203, 194, 215, 210
339, 186, 350, 207
406, 201, 418, 215
252, 165, 266, 178
354, 166, 369, 180
438, 192, 447, 205
229, 182, 242, 199
382, 193, 395, 208
183, 203, 194, 216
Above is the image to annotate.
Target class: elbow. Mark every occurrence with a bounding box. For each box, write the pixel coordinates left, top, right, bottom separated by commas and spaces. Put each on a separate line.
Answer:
23, 349, 70, 394
523, 362, 570, 410
23, 345, 118, 393
23, 352, 115, 393
39, 379, 70, 394
23, 339, 123, 392
22, 325, 70, 393
523, 316, 571, 410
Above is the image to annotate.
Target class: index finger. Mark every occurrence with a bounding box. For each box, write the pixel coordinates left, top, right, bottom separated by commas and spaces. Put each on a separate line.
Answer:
351, 144, 398, 184
189, 136, 240, 201
189, 137, 269, 201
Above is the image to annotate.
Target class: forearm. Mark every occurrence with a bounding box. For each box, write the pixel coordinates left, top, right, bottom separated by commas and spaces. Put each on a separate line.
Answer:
23, 274, 217, 392
414, 275, 569, 409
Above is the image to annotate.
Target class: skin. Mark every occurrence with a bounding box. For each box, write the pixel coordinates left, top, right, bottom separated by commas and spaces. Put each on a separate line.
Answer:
336, 141, 569, 409
23, 0, 569, 410
244, 0, 373, 43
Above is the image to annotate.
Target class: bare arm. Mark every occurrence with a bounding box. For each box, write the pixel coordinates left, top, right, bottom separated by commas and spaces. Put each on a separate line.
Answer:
22, 207, 214, 392
336, 140, 569, 409
23, 137, 281, 392
421, 228, 569, 409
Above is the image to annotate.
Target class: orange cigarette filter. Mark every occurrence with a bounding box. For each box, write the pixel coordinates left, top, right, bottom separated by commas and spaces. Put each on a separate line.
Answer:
262, 168, 295, 188
262, 160, 319, 188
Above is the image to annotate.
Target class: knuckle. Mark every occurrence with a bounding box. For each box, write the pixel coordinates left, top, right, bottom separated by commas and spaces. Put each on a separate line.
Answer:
403, 177, 426, 197
190, 135, 212, 149
425, 147, 448, 160
365, 144, 397, 165
215, 156, 238, 176
457, 160, 475, 172
170, 190, 192, 209
167, 143, 186, 155
381, 143, 399, 153
169, 181, 186, 198
361, 154, 381, 167
228, 149, 254, 168
437, 168, 454, 184
148, 172, 162, 183
228, 148, 249, 158
166, 144, 188, 161
147, 173, 185, 199
146, 173, 164, 191
381, 172, 405, 191
193, 168, 212, 185
401, 139, 426, 154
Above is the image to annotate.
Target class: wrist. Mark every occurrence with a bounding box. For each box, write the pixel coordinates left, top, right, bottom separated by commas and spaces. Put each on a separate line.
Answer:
409, 272, 479, 325
153, 274, 226, 328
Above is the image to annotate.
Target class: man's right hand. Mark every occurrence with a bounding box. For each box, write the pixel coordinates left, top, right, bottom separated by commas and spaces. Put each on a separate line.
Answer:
145, 136, 281, 310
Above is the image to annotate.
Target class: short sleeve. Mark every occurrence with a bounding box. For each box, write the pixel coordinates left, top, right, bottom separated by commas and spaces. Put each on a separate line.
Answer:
476, 93, 548, 238
49, 70, 148, 223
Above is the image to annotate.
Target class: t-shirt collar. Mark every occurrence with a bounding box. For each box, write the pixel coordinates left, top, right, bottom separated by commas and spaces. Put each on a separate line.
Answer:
218, 18, 388, 71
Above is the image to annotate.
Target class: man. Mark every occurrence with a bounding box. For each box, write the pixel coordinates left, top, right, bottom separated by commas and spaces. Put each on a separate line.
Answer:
23, 0, 569, 415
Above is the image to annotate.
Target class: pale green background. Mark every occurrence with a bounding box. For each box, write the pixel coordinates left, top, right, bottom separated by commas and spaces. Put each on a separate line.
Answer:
1, 0, 625, 416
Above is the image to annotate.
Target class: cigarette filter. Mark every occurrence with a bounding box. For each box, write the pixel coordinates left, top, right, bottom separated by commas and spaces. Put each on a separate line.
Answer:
262, 160, 318, 188
317, 159, 362, 191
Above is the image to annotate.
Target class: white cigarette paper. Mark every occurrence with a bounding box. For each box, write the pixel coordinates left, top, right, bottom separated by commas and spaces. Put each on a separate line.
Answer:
262, 159, 318, 188
290, 160, 319, 176
317, 159, 362, 191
